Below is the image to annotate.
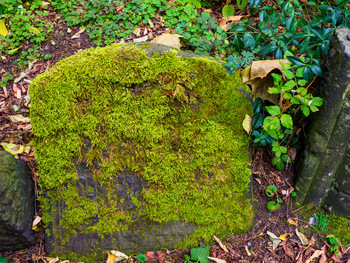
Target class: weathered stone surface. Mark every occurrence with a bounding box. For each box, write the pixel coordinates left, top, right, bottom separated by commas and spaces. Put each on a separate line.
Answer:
30, 43, 253, 262
0, 151, 36, 251
295, 27, 350, 218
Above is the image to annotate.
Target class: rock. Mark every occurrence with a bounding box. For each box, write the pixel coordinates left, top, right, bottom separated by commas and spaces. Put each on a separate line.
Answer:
295, 27, 350, 218
30, 43, 253, 262
0, 151, 36, 251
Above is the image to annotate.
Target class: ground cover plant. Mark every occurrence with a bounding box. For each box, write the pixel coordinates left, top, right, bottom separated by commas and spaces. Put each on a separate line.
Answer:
1, 0, 350, 262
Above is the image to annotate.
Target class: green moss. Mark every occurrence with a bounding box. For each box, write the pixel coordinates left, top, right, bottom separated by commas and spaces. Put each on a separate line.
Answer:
30, 43, 253, 261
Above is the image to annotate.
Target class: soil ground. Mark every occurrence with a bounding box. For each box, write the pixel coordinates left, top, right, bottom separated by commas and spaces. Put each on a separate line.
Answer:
1, 4, 350, 263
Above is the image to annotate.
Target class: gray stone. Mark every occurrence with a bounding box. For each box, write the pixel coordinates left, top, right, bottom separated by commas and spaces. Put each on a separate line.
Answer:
0, 151, 36, 251
295, 27, 350, 218
30, 43, 253, 262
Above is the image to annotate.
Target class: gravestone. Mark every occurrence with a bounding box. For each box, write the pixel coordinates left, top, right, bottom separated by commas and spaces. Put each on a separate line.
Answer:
295, 27, 350, 218
30, 43, 253, 262
0, 151, 36, 251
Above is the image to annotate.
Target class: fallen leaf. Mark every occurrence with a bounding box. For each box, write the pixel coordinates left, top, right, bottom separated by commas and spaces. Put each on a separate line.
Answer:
133, 35, 148, 43
279, 233, 289, 240
0, 142, 24, 155
281, 241, 294, 259
14, 72, 26, 83
106, 250, 128, 263
146, 251, 155, 260
308, 248, 327, 263
244, 245, 251, 256
213, 235, 229, 252
241, 59, 290, 104
207, 257, 227, 263
71, 27, 86, 39
218, 16, 245, 31
43, 257, 59, 263
0, 19, 8, 37
242, 114, 251, 134
204, 8, 212, 13
67, 28, 72, 33
133, 27, 141, 36
151, 34, 182, 49
29, 26, 41, 36
32, 215, 42, 231
24, 145, 31, 153
267, 231, 281, 251
9, 114, 31, 123
288, 218, 298, 226
295, 229, 309, 245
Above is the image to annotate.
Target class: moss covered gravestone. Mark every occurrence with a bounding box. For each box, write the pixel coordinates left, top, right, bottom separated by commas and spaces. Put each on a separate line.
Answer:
30, 43, 253, 262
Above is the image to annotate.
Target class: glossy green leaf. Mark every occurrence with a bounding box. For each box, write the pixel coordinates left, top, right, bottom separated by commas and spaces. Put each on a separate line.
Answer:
308, 64, 324, 77
311, 97, 324, 106
287, 56, 305, 66
252, 114, 264, 130
283, 70, 294, 79
253, 97, 264, 114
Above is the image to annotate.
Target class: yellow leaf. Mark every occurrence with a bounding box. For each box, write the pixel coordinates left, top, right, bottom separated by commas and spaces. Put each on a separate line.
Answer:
9, 114, 31, 123
29, 26, 41, 36
279, 233, 289, 240
132, 27, 141, 36
242, 114, 251, 134
32, 215, 42, 231
1, 142, 24, 155
295, 229, 309, 245
241, 59, 290, 105
288, 218, 298, 226
151, 34, 182, 49
0, 20, 8, 37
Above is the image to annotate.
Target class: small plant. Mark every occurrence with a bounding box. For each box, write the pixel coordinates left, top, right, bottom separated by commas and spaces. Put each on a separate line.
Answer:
0, 72, 13, 87
267, 200, 280, 211
265, 185, 277, 197
136, 253, 147, 263
184, 246, 210, 263
265, 185, 281, 211
327, 235, 341, 253
313, 212, 329, 231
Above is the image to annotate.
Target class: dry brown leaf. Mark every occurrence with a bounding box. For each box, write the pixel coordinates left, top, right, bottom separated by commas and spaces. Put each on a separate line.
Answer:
244, 245, 251, 256
281, 241, 294, 259
241, 59, 289, 104
213, 235, 229, 252
308, 247, 327, 263
43, 257, 59, 263
117, 5, 125, 12
203, 9, 212, 13
219, 16, 246, 31
32, 215, 42, 231
106, 251, 128, 263
207, 257, 227, 263
151, 34, 182, 49
71, 27, 86, 39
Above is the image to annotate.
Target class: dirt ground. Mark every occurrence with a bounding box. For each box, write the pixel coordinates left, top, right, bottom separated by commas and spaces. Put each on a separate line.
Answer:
1, 5, 350, 263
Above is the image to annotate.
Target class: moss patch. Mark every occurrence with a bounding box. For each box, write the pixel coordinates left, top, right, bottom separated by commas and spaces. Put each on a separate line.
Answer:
30, 43, 253, 260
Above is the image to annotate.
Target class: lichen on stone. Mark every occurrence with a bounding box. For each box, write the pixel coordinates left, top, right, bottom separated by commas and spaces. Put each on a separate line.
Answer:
30, 43, 253, 259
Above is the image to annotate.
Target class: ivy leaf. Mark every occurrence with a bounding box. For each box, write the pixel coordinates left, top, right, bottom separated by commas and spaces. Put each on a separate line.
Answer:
286, 56, 305, 66
308, 64, 324, 77
253, 97, 264, 114
252, 113, 264, 130
191, 246, 210, 263
265, 106, 281, 116
281, 114, 293, 129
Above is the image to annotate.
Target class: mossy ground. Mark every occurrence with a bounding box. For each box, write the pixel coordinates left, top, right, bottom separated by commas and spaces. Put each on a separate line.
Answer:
30, 43, 253, 260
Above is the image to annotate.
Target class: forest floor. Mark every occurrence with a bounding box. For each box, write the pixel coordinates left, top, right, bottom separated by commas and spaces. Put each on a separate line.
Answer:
1, 3, 350, 263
